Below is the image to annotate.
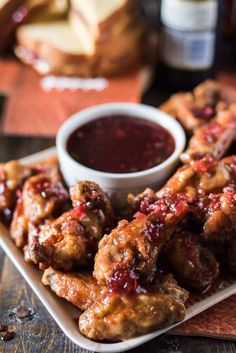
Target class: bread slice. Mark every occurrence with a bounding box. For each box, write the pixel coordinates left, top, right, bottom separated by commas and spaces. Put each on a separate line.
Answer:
16, 0, 144, 76
68, 0, 144, 76
16, 18, 143, 76
69, 0, 135, 39
17, 21, 93, 55
16, 21, 94, 75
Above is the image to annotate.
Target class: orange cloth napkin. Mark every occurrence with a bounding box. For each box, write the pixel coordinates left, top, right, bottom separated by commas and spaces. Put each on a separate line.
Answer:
171, 295, 236, 340
0, 59, 21, 94
0, 60, 141, 136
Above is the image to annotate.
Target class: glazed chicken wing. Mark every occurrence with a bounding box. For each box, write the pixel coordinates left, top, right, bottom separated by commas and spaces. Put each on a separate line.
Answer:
180, 105, 236, 164
0, 156, 60, 215
200, 191, 236, 244
160, 80, 236, 134
162, 229, 219, 290
0, 161, 32, 225
10, 170, 69, 249
10, 199, 28, 248
193, 190, 236, 272
128, 193, 219, 289
22, 172, 69, 225
79, 273, 188, 341
42, 268, 108, 311
42, 268, 188, 341
94, 194, 189, 290
158, 155, 236, 199
130, 156, 236, 202
27, 181, 114, 271
70, 181, 113, 223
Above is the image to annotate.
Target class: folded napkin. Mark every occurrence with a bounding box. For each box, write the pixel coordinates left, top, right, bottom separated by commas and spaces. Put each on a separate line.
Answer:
0, 59, 20, 94
171, 295, 236, 340
0, 60, 143, 136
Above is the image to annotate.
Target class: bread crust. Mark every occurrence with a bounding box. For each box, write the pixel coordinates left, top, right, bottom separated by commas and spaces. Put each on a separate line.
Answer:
0, 0, 53, 52
0, 0, 25, 23
0, 0, 27, 51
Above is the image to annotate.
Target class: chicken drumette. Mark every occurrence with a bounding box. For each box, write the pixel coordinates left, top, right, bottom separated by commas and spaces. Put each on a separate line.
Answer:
128, 193, 219, 290
42, 267, 108, 311
199, 191, 236, 243
10, 168, 69, 249
196, 190, 236, 272
0, 160, 32, 225
129, 156, 235, 207
42, 268, 188, 342
180, 105, 236, 164
27, 181, 114, 271
160, 80, 236, 134
79, 273, 188, 341
161, 229, 219, 289
158, 155, 236, 199
94, 194, 189, 290
0, 156, 60, 218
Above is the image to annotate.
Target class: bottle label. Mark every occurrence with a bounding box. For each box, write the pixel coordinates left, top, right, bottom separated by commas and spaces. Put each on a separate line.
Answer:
161, 27, 216, 70
160, 0, 218, 70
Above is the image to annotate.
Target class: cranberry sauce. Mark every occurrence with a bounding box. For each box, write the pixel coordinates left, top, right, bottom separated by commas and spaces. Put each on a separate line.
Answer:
66, 115, 175, 174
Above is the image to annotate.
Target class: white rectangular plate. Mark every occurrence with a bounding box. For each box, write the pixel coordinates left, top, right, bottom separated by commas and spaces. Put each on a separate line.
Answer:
0, 147, 236, 352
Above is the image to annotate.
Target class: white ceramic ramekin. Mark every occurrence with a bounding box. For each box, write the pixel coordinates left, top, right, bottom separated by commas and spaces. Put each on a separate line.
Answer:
56, 103, 186, 208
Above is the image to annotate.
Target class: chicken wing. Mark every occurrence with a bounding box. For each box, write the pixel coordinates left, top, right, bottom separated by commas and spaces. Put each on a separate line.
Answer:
160, 80, 236, 134
158, 155, 236, 199
200, 191, 236, 244
94, 194, 189, 291
129, 155, 236, 205
27, 181, 114, 271
79, 273, 188, 341
69, 181, 114, 232
22, 172, 69, 225
180, 105, 236, 164
0, 161, 32, 225
10, 198, 28, 248
128, 193, 220, 289
42, 268, 108, 311
42, 268, 188, 341
192, 190, 236, 272
162, 229, 219, 289
10, 169, 69, 250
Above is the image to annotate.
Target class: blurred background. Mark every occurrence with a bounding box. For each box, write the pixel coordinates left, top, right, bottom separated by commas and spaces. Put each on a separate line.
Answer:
0, 0, 235, 140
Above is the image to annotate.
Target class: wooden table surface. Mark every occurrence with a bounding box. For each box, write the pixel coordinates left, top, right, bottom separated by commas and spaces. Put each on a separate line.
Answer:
1, 42, 236, 353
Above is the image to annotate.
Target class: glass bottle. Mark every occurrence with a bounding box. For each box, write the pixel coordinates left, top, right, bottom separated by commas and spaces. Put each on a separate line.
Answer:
158, 0, 222, 91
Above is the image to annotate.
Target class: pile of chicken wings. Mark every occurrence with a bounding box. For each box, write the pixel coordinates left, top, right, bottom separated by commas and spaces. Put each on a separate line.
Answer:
0, 80, 236, 342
